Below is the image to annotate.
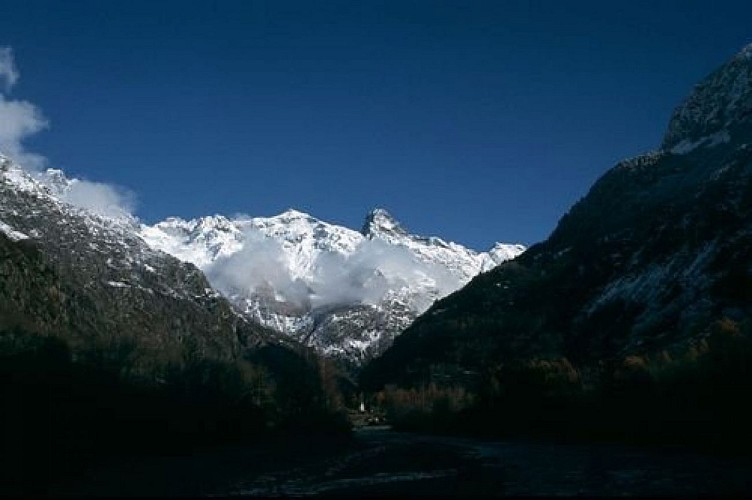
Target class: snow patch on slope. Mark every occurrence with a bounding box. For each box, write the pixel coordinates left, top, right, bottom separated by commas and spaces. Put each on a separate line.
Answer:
670, 129, 731, 155
0, 220, 28, 241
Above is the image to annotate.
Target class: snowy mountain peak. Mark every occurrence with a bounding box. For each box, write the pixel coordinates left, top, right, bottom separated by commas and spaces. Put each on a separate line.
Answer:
38, 168, 73, 196
195, 214, 235, 231
0, 155, 73, 197
142, 215, 242, 269
361, 208, 408, 239
487, 242, 528, 264
142, 206, 525, 363
276, 208, 314, 220
152, 214, 236, 234
156, 216, 194, 230
1, 156, 60, 197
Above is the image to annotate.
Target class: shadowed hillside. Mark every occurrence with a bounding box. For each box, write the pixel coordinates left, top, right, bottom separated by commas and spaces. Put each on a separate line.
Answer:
361, 45, 752, 451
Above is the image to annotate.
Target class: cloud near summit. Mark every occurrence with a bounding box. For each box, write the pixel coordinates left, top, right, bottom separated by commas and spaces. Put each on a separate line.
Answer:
205, 226, 464, 313
0, 46, 135, 217
0, 47, 19, 90
0, 47, 48, 170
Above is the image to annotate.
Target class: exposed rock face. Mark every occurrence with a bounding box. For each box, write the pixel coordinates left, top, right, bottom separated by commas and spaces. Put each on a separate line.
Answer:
663, 43, 752, 152
363, 44, 752, 387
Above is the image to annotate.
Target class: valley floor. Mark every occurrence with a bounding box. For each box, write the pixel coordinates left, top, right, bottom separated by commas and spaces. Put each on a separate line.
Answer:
48, 427, 751, 497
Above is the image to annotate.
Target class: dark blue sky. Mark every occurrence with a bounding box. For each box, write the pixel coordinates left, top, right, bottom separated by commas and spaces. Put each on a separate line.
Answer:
1, 1, 751, 248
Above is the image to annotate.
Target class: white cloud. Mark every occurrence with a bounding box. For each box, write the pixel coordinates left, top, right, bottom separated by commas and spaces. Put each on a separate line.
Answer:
0, 47, 19, 90
61, 179, 137, 219
0, 94, 49, 170
208, 230, 312, 308
0, 46, 136, 217
0, 46, 49, 170
206, 228, 464, 314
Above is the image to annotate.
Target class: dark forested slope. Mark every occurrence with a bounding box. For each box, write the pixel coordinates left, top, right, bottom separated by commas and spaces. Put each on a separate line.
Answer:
361, 47, 752, 446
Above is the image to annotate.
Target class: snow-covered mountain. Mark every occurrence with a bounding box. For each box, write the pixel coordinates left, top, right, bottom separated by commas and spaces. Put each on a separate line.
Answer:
141, 208, 525, 364
0, 155, 281, 369
0, 151, 524, 366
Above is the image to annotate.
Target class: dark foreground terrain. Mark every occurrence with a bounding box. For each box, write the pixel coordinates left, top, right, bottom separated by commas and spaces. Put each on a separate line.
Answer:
47, 427, 751, 497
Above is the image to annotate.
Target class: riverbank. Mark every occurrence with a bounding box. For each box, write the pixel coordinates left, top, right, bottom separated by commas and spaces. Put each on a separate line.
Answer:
46, 426, 752, 497
226, 427, 752, 496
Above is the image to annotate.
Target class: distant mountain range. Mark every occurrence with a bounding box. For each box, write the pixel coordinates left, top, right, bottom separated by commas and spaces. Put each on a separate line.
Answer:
141, 208, 523, 365
0, 153, 523, 368
362, 43, 752, 388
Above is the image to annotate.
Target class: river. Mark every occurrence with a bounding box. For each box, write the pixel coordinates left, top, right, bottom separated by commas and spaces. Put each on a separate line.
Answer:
52, 426, 751, 496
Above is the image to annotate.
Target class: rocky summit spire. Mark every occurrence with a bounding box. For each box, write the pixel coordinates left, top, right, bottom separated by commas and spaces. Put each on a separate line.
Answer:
662, 43, 752, 151
360, 208, 408, 238
143, 204, 524, 365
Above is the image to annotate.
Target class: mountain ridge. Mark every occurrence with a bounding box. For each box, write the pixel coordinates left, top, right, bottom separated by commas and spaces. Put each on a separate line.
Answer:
141, 205, 525, 365
7, 156, 524, 366
0, 156, 289, 366
362, 42, 752, 388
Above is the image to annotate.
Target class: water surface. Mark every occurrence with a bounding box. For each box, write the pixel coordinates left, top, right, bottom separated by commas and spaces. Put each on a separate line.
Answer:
54, 427, 752, 496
